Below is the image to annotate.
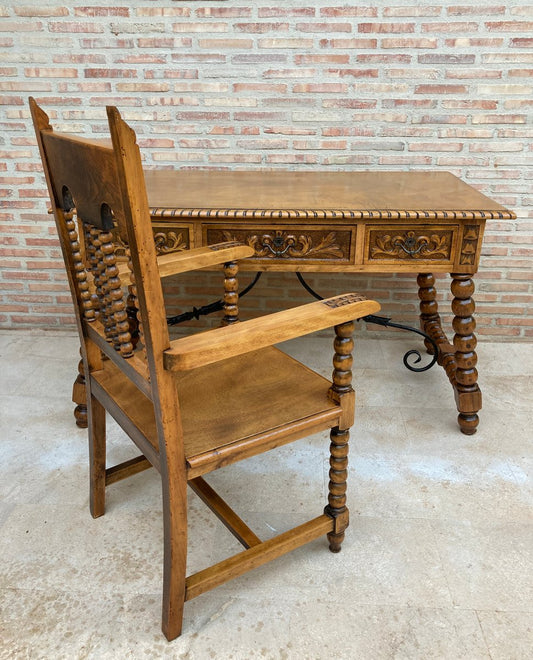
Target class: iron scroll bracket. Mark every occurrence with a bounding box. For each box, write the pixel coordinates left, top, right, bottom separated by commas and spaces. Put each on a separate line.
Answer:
166, 272, 262, 326
296, 272, 439, 373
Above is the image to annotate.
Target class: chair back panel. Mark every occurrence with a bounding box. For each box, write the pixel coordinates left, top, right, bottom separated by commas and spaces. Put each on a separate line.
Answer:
30, 99, 171, 399
40, 132, 124, 232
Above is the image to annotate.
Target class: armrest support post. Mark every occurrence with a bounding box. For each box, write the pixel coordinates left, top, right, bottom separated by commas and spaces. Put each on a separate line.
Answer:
222, 260, 239, 326
328, 321, 355, 430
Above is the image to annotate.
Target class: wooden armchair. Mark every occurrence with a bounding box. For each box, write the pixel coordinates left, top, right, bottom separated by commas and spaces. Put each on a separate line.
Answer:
30, 97, 380, 640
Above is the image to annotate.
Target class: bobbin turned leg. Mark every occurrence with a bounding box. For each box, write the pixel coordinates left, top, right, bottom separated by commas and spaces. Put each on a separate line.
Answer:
451, 273, 481, 435
221, 260, 239, 326
417, 273, 441, 354
72, 353, 88, 428
325, 321, 355, 553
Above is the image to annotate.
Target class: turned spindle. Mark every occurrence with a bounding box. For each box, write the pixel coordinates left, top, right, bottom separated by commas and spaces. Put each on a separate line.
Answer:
221, 260, 240, 326
417, 273, 441, 354
325, 320, 354, 553
100, 232, 133, 357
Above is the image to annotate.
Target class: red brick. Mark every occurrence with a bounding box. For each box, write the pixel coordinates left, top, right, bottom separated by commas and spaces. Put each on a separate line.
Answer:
295, 54, 350, 64
444, 100, 498, 109
321, 7, 378, 17
511, 38, 533, 48
196, 8, 251, 18
509, 69, 533, 78
415, 84, 469, 94
75, 7, 130, 17
446, 69, 501, 79
172, 22, 227, 33
421, 21, 479, 32
319, 38, 377, 49
358, 54, 412, 63
445, 38, 504, 47
84, 69, 137, 78
384, 7, 442, 17
49, 22, 104, 33
80, 38, 135, 49
297, 22, 352, 33
487, 21, 533, 32
447, 6, 505, 15
409, 142, 464, 152
293, 83, 348, 93
382, 38, 438, 48
233, 83, 287, 93
359, 22, 415, 33
267, 154, 319, 164
327, 68, 379, 78
322, 99, 377, 109
198, 38, 253, 49
15, 7, 68, 17
0, 21, 43, 31
0, 95, 23, 105
136, 8, 189, 17
258, 8, 315, 18
235, 23, 289, 33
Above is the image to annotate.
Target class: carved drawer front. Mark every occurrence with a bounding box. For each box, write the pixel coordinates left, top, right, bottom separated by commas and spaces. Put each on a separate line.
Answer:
152, 223, 191, 255
204, 225, 354, 264
365, 224, 458, 265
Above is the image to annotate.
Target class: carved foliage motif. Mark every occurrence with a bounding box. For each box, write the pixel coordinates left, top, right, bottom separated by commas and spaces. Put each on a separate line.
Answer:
207, 228, 350, 261
153, 229, 188, 255
460, 225, 480, 265
369, 229, 453, 261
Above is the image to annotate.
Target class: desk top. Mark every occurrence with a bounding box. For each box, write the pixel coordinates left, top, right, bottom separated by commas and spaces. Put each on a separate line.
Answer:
145, 169, 515, 221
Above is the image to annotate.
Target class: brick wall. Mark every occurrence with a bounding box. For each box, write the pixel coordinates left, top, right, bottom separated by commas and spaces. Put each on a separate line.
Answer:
1, 1, 531, 339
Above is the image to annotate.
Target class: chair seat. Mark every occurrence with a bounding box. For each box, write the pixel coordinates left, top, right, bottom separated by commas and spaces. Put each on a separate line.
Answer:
92, 346, 341, 478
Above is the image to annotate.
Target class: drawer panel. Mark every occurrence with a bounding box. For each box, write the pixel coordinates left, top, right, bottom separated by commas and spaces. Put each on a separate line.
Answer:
365, 225, 458, 265
152, 223, 191, 255
204, 225, 355, 264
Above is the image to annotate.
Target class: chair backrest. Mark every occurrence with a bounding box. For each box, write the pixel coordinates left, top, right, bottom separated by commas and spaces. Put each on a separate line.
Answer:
30, 99, 177, 430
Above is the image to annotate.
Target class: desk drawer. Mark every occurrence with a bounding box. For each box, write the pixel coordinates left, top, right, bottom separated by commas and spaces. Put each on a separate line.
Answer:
364, 224, 458, 266
204, 225, 355, 264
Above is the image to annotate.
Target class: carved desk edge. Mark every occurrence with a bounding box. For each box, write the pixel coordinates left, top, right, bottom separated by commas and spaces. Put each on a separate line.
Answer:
149, 207, 515, 221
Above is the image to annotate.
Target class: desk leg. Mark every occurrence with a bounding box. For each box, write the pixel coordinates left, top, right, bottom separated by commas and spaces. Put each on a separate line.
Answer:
417, 273, 456, 380
72, 351, 88, 428
451, 273, 481, 435
418, 272, 481, 435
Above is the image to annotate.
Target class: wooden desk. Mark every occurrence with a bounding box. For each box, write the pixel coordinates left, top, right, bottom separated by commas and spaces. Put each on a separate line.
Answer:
142, 169, 515, 435
69, 170, 513, 434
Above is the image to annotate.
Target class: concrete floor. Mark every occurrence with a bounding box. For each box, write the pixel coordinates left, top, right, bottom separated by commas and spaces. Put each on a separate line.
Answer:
0, 330, 531, 659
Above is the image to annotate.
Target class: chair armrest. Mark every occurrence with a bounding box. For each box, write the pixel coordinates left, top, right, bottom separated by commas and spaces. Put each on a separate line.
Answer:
156, 242, 255, 277
116, 242, 254, 282
163, 293, 381, 371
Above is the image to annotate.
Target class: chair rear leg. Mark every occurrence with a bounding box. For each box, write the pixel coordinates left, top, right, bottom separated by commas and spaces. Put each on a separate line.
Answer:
89, 395, 106, 518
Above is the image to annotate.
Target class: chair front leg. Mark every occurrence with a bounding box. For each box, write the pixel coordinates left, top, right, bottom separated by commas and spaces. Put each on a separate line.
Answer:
161, 488, 187, 641
325, 320, 355, 553
160, 421, 188, 641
